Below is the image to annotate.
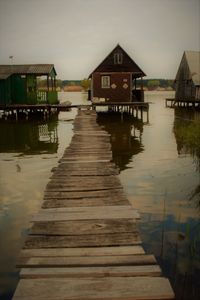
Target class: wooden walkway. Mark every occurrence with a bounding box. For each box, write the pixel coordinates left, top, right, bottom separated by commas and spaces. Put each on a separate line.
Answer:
12, 108, 174, 300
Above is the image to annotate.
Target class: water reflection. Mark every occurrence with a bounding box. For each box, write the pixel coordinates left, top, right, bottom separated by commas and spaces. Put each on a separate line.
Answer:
173, 108, 200, 209
0, 115, 58, 155
97, 112, 144, 171
173, 107, 200, 160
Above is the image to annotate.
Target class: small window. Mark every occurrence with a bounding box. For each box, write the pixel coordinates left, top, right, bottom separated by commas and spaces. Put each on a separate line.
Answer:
101, 76, 110, 88
114, 52, 123, 64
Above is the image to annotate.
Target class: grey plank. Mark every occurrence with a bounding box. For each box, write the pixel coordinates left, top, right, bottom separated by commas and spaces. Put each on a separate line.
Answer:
44, 189, 126, 199
30, 219, 138, 235
24, 233, 141, 249
18, 254, 155, 267
42, 197, 129, 208
12, 276, 175, 300
19, 246, 145, 258
20, 265, 162, 278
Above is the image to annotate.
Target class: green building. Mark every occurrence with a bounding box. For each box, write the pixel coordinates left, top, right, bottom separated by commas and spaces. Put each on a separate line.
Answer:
0, 64, 58, 105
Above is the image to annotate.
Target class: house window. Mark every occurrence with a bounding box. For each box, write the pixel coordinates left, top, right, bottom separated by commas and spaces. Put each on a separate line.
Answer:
101, 76, 110, 88
114, 52, 123, 64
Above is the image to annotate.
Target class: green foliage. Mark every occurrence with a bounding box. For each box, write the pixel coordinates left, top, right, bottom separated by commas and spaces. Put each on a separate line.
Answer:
81, 78, 90, 91
137, 78, 174, 89
147, 79, 160, 88
62, 80, 81, 86
56, 79, 63, 88
37, 79, 63, 88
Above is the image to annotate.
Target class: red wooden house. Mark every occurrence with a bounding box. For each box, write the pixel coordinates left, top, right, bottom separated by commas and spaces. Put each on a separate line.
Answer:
89, 44, 146, 102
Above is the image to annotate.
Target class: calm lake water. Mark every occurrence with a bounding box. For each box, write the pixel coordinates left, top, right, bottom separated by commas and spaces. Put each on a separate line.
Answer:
0, 91, 199, 300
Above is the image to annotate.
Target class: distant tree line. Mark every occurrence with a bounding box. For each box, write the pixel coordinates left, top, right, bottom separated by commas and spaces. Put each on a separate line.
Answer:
137, 79, 174, 90
37, 78, 175, 91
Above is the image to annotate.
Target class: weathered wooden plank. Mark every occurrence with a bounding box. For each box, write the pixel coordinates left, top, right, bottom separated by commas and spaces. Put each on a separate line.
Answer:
72, 128, 104, 132
24, 233, 141, 249
45, 185, 122, 192
59, 157, 112, 162
55, 163, 116, 168
62, 152, 112, 157
48, 175, 120, 184
19, 246, 145, 258
74, 131, 110, 137
46, 182, 121, 189
12, 276, 175, 300
58, 159, 112, 164
70, 140, 110, 145
42, 197, 129, 208
52, 166, 118, 173
46, 180, 121, 189
64, 149, 112, 154
32, 208, 140, 222
68, 143, 110, 148
71, 135, 110, 140
32, 210, 139, 221
30, 219, 138, 235
44, 189, 126, 199
55, 161, 116, 168
50, 170, 119, 177
62, 150, 112, 155
18, 254, 155, 267
39, 205, 133, 213
20, 265, 161, 279
70, 138, 110, 143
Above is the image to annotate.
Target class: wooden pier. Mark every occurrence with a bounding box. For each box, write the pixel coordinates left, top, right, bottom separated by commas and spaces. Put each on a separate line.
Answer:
12, 108, 174, 300
0, 102, 149, 122
165, 98, 200, 108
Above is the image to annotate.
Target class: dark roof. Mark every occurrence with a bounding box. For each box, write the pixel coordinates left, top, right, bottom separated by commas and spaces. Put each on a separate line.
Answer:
184, 51, 200, 86
89, 44, 146, 78
0, 64, 56, 79
175, 51, 200, 86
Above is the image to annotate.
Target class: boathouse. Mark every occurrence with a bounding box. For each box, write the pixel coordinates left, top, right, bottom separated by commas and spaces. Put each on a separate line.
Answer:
89, 44, 146, 102
0, 64, 58, 105
175, 51, 200, 101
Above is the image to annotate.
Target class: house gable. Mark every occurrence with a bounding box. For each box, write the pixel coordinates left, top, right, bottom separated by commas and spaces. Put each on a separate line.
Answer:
89, 44, 146, 78
176, 51, 200, 86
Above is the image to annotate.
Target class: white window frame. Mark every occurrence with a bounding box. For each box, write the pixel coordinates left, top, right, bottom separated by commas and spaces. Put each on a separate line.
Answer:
114, 52, 123, 64
101, 75, 110, 88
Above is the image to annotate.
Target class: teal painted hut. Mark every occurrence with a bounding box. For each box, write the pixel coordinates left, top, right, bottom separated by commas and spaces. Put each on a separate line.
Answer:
0, 64, 58, 105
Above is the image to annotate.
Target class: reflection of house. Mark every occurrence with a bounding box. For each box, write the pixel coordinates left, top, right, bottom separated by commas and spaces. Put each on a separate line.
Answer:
97, 113, 144, 171
175, 51, 200, 101
173, 108, 200, 159
0, 118, 58, 154
89, 44, 146, 102
0, 64, 58, 105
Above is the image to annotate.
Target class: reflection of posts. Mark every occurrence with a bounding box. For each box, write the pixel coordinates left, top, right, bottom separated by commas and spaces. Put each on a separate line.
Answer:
97, 113, 145, 171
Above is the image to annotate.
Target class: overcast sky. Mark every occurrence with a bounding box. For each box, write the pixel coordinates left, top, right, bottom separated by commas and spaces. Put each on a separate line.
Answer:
0, 0, 199, 79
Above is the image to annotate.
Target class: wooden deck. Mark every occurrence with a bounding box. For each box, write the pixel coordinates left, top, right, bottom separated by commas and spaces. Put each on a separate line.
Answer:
12, 108, 174, 300
0, 102, 149, 122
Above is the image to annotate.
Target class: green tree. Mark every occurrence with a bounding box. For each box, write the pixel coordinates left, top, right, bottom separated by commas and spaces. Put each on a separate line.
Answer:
147, 79, 160, 90
56, 79, 63, 88
81, 79, 90, 91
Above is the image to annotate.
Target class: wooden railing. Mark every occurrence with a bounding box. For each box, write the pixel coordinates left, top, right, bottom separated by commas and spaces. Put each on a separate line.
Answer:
37, 91, 47, 103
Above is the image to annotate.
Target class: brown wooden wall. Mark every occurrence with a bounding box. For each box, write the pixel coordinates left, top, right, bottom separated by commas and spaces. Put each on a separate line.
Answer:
92, 72, 132, 102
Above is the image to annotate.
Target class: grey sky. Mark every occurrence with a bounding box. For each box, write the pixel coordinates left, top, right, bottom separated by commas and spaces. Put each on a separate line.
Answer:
0, 0, 199, 79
